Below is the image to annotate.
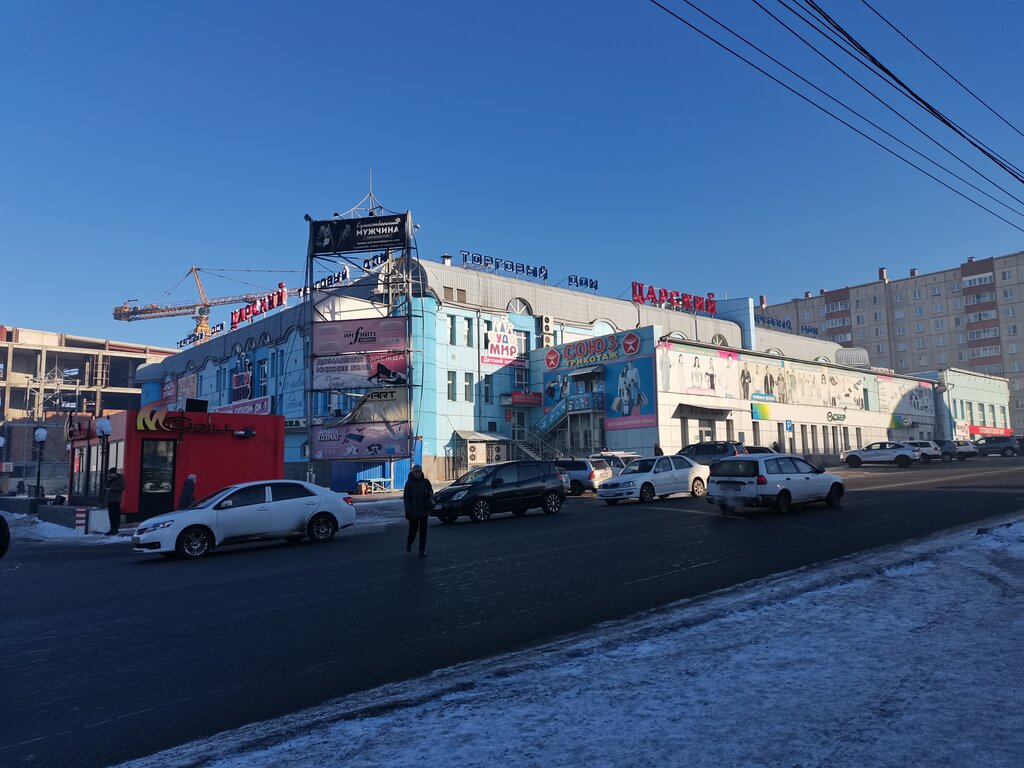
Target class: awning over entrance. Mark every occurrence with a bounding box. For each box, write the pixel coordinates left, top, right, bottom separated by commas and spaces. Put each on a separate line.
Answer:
454, 430, 506, 442
671, 404, 734, 419
567, 365, 603, 377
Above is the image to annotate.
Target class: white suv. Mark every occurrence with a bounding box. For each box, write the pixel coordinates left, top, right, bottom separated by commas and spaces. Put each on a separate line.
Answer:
839, 441, 920, 468
905, 440, 945, 464
706, 454, 844, 514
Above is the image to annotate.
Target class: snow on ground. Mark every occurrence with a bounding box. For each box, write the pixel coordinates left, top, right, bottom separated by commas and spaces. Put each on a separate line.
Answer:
112, 514, 1024, 768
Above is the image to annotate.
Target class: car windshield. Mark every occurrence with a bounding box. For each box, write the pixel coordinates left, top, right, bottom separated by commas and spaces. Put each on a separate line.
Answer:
455, 466, 492, 485
191, 486, 237, 508
621, 459, 656, 475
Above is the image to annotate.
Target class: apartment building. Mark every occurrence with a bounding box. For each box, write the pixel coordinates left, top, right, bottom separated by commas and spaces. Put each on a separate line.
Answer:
761, 252, 1024, 429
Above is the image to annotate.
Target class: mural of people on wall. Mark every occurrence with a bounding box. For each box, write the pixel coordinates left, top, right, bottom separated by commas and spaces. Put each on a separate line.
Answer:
740, 363, 752, 399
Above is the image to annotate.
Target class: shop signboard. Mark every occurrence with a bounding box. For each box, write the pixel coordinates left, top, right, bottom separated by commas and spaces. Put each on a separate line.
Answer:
310, 421, 411, 459
605, 356, 657, 431
312, 352, 408, 390
511, 391, 542, 406
313, 317, 407, 356
481, 318, 527, 368
309, 214, 410, 255
968, 425, 1012, 437
213, 397, 272, 416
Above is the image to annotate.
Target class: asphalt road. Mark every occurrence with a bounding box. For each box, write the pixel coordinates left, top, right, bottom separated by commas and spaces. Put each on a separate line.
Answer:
3, 458, 1023, 768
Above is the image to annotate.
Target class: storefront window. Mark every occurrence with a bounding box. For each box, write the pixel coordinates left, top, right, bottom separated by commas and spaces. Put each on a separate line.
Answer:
139, 439, 177, 518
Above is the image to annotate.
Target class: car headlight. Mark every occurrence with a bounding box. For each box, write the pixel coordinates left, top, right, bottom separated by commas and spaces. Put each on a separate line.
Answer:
451, 490, 467, 501
620, 480, 636, 488
143, 520, 175, 533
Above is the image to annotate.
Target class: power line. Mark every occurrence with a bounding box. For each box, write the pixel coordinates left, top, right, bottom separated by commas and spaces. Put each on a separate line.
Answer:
643, 0, 1024, 233
858, 0, 1024, 142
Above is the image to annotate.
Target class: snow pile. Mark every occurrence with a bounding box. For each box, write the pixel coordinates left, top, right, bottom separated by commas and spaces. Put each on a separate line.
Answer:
114, 516, 1024, 768
0, 511, 125, 544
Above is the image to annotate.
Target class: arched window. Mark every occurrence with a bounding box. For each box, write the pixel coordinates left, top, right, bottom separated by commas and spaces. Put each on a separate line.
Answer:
592, 319, 617, 335
507, 297, 533, 315
711, 333, 729, 347
814, 355, 832, 364
766, 347, 784, 356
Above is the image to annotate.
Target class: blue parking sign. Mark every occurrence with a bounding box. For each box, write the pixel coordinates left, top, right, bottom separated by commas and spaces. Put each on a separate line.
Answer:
785, 419, 794, 432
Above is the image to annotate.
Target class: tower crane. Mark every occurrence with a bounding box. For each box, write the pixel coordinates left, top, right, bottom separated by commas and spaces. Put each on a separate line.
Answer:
113, 267, 298, 346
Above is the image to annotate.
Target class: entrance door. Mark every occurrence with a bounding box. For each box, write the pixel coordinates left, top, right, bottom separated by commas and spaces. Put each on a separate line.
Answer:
138, 439, 177, 520
512, 411, 526, 441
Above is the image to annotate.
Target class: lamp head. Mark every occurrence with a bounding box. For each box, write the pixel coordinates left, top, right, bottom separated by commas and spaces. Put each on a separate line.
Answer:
34, 427, 48, 443
95, 417, 113, 437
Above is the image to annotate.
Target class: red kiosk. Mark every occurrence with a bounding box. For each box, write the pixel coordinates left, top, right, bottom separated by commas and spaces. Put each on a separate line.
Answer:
68, 406, 285, 522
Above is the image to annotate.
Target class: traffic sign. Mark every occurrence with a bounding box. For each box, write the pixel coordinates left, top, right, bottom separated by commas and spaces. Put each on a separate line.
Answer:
785, 420, 794, 432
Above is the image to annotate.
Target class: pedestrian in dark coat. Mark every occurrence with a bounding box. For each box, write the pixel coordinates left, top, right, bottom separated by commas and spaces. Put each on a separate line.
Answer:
653, 443, 664, 456
178, 474, 197, 508
105, 468, 126, 536
403, 464, 434, 557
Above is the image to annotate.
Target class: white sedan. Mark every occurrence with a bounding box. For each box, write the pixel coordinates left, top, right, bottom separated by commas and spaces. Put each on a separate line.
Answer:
132, 480, 356, 559
596, 455, 709, 505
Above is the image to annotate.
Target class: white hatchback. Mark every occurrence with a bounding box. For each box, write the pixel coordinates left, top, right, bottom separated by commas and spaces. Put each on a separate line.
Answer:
132, 480, 356, 559
706, 455, 844, 514
596, 455, 709, 505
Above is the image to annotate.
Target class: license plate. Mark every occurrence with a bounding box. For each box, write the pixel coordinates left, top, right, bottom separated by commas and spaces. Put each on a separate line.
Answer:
131, 536, 140, 545
717, 482, 742, 490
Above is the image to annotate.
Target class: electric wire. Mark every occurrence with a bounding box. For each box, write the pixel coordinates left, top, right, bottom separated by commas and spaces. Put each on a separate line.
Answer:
798, 0, 1024, 183
858, 0, 1024, 142
644, 0, 1024, 234
747, 0, 1024, 214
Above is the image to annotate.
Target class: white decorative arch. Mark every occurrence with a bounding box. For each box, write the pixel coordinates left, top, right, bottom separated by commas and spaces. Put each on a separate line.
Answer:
507, 297, 533, 315
711, 333, 729, 347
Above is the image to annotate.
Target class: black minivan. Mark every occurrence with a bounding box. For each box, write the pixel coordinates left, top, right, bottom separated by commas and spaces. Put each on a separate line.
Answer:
432, 460, 565, 523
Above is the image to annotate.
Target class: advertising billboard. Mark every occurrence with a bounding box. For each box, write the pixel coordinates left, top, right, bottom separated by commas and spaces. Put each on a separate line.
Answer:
313, 317, 407, 356
312, 352, 408, 390
309, 214, 410, 255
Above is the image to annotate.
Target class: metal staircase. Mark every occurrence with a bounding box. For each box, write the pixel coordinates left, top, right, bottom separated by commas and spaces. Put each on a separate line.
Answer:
514, 428, 572, 461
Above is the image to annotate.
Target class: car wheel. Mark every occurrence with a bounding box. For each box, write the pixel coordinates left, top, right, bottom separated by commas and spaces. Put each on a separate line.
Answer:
691, 478, 706, 497
569, 480, 584, 497
941, 453, 953, 463
543, 492, 562, 514
895, 455, 911, 468
639, 483, 655, 504
825, 484, 843, 507
469, 499, 491, 522
845, 456, 862, 468
438, 514, 458, 524
176, 526, 214, 559
604, 499, 619, 506
1001, 447, 1016, 457
307, 513, 338, 542
920, 455, 932, 464
774, 490, 792, 513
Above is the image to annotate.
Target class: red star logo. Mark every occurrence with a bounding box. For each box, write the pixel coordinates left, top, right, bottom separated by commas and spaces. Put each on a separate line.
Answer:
545, 348, 561, 369
622, 332, 640, 355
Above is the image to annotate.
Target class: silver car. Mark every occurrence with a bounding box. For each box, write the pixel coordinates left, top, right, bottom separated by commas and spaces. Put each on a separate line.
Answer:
839, 441, 920, 468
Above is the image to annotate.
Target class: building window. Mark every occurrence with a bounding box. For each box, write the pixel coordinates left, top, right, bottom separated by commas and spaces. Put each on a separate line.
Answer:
855, 314, 864, 325
1004, 288, 1016, 300
854, 299, 864, 309
963, 274, 994, 288
874, 328, 884, 337
951, 281, 961, 293
933, 319, 945, 330
915, 339, 926, 349
456, 288, 467, 303
953, 299, 963, 310
932, 286, 942, 296
896, 343, 907, 352
893, 310, 904, 320
514, 330, 530, 354
914, 306, 924, 316
935, 336, 945, 347
443, 286, 454, 301
933, 303, 942, 313
1001, 270, 1014, 281
872, 296, 880, 305
896, 326, 906, 336
855, 330, 865, 341
875, 343, 885, 353
465, 317, 474, 347
1010, 342, 1019, 354
464, 372, 474, 402
893, 292, 902, 302
915, 323, 924, 333
448, 316, 457, 345
802, 309, 810, 320
447, 371, 456, 401
483, 374, 492, 404
912, 289, 922, 300
937, 354, 947, 363
514, 366, 529, 388
1007, 307, 1017, 317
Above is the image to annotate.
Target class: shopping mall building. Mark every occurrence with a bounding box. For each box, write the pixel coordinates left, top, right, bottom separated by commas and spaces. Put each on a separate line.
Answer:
134, 252, 1009, 489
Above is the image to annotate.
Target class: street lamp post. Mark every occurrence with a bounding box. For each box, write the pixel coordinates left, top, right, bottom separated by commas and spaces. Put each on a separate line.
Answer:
0, 435, 5, 495
34, 427, 48, 499
95, 417, 112, 501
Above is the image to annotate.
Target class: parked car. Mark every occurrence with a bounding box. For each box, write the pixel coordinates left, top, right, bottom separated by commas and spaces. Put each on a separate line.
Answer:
972, 435, 1020, 457
555, 466, 572, 494
553, 458, 614, 496
0, 514, 9, 559
589, 451, 643, 474
677, 441, 747, 466
839, 441, 920, 468
706, 454, 844, 514
905, 440, 945, 464
596, 455, 709, 505
132, 480, 356, 560
432, 460, 565, 523
933, 439, 978, 460
742, 445, 778, 455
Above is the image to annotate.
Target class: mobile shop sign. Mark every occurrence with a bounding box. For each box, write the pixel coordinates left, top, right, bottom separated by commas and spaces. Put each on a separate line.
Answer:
310, 421, 411, 459
631, 282, 717, 315
231, 284, 288, 329
461, 250, 548, 281
313, 317, 408, 355
310, 214, 410, 255
544, 331, 642, 369
481, 319, 527, 368
312, 351, 408, 390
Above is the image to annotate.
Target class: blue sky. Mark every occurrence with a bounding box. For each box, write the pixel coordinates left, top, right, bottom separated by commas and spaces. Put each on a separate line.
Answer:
2, 0, 1022, 348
